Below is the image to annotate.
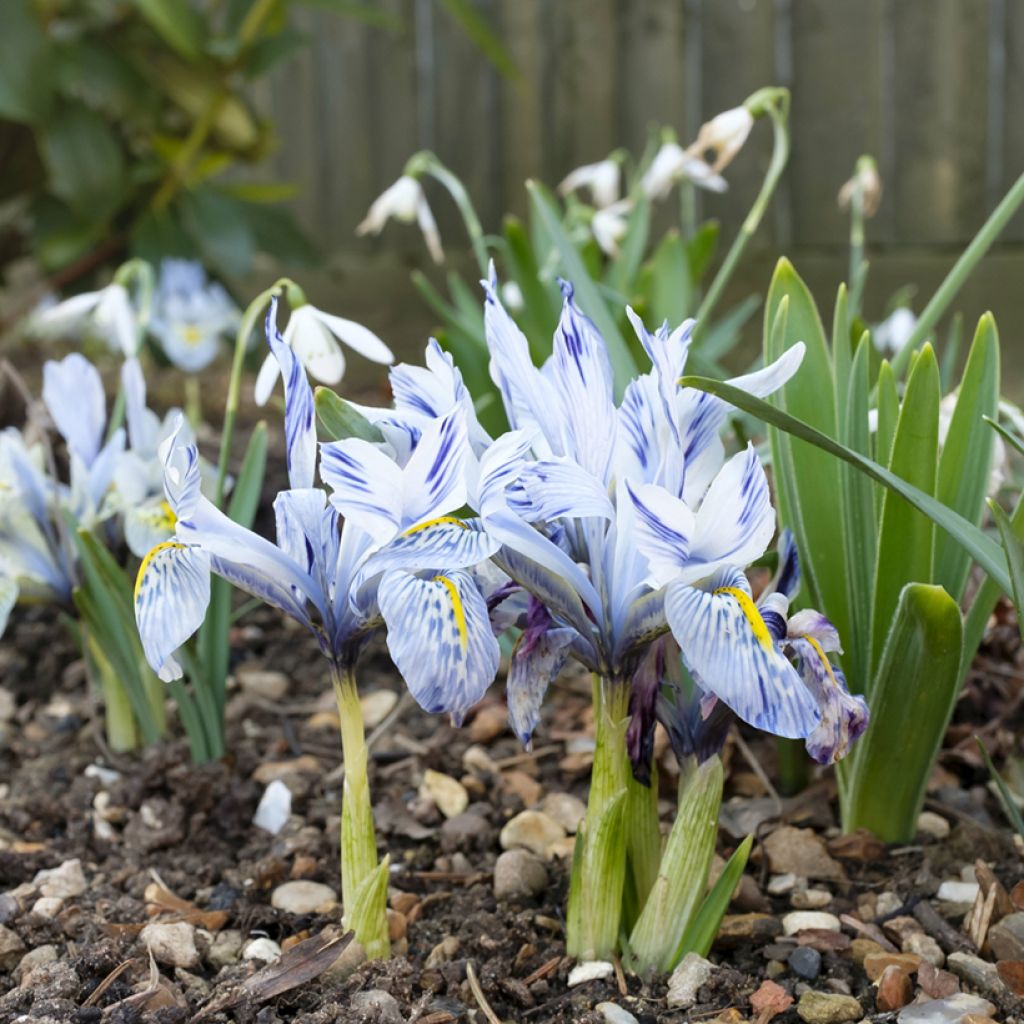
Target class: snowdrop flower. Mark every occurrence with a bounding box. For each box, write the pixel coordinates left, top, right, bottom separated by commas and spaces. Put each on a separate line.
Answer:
839, 156, 883, 217
641, 141, 727, 201
254, 297, 394, 406
873, 307, 917, 356
357, 175, 444, 264
34, 282, 140, 357
591, 200, 633, 257
689, 106, 755, 174
559, 157, 621, 209
149, 260, 240, 373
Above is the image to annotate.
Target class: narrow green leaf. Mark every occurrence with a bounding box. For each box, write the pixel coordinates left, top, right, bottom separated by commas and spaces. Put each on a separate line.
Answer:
843, 583, 963, 843
410, 269, 484, 344
674, 835, 754, 963
832, 284, 851, 426
527, 180, 637, 395
606, 196, 650, 298
976, 738, 1024, 838
501, 214, 559, 357
686, 220, 719, 281
698, 295, 760, 364
645, 230, 693, 326
940, 313, 965, 392
934, 315, 1000, 602
874, 360, 899, 517
314, 387, 385, 443
227, 422, 268, 529
870, 345, 940, 679
676, 375, 1012, 597
990, 499, 1024, 630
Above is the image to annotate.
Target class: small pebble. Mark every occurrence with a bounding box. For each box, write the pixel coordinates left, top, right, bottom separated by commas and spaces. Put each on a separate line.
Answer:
876, 964, 914, 1011
207, 929, 243, 968
253, 780, 292, 835
493, 849, 548, 900
31, 897, 64, 918
351, 989, 403, 1024
876, 891, 903, 917
986, 910, 1024, 962
789, 946, 822, 979
764, 827, 844, 881
242, 937, 282, 963
850, 938, 885, 966
897, 994, 996, 1024
863, 952, 922, 981
783, 911, 841, 935
33, 859, 87, 898
792, 888, 832, 910
540, 792, 587, 833
796, 990, 864, 1023
425, 935, 460, 967
666, 952, 715, 1008
15, 944, 57, 985
596, 1003, 639, 1024
568, 960, 614, 987
140, 920, 200, 969
270, 880, 337, 914
936, 881, 979, 904
419, 770, 469, 819
360, 690, 398, 728
917, 811, 951, 839
499, 810, 566, 858
768, 873, 801, 895
904, 932, 945, 968
237, 667, 289, 700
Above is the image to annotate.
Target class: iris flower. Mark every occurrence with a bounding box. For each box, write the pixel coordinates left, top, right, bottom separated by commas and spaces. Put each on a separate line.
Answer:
134, 303, 500, 956
149, 260, 240, 373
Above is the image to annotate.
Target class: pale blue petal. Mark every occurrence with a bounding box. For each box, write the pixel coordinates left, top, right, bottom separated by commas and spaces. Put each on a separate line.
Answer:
551, 282, 616, 482
616, 588, 669, 663
160, 430, 203, 521
124, 498, 176, 558
401, 405, 469, 527
134, 542, 211, 681
512, 457, 614, 522
273, 488, 328, 574
625, 481, 695, 587
320, 437, 404, 544
665, 567, 821, 740
379, 569, 500, 720
42, 354, 105, 466
507, 624, 575, 747
267, 299, 316, 490
121, 357, 156, 453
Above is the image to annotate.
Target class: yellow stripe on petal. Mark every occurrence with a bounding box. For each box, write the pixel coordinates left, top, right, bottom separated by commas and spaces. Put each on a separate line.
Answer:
135, 541, 186, 601
433, 574, 468, 650
159, 501, 176, 528
715, 585, 774, 651
403, 516, 468, 536
804, 634, 838, 686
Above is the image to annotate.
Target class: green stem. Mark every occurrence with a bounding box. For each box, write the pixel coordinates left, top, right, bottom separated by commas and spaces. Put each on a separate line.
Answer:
622, 766, 662, 932
849, 188, 865, 299
184, 376, 202, 430
90, 633, 137, 752
411, 152, 490, 278
693, 90, 790, 341
214, 281, 284, 506
628, 755, 724, 973
891, 169, 1024, 378
333, 664, 389, 959
566, 676, 631, 960
776, 736, 810, 796
678, 180, 697, 242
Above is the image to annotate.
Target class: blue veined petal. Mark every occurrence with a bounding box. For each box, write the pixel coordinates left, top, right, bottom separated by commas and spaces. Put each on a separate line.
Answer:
477, 433, 603, 621
134, 541, 211, 681
122, 357, 155, 453
124, 497, 176, 558
625, 481, 695, 588
379, 569, 500, 721
770, 528, 801, 600
787, 637, 868, 764
551, 281, 616, 482
758, 592, 790, 643
512, 457, 614, 522
665, 567, 821, 740
507, 610, 575, 748
677, 444, 774, 587
0, 572, 18, 637
160, 432, 204, 523
42, 353, 105, 467
273, 488, 328, 575
626, 307, 694, 395
482, 266, 563, 452
787, 609, 842, 654
616, 374, 661, 483
616, 587, 669, 663
402, 405, 469, 526
320, 437, 404, 544
267, 299, 317, 490
355, 517, 499, 592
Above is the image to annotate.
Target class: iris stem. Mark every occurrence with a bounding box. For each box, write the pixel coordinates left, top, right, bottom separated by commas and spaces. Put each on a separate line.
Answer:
566, 676, 631, 960
693, 89, 790, 342
332, 664, 389, 959
891, 169, 1024, 378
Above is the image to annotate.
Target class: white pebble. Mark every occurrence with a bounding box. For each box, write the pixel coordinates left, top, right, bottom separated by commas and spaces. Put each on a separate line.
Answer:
936, 880, 979, 903
253, 780, 292, 834
782, 911, 841, 935
596, 1002, 639, 1024
568, 960, 614, 986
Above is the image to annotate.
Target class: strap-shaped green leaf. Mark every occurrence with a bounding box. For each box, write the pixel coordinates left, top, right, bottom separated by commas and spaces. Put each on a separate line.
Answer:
990, 499, 1024, 630
644, 230, 693, 326
314, 387, 385, 443
676, 375, 1011, 596
843, 583, 963, 842
606, 196, 650, 298
870, 345, 940, 680
934, 315, 1000, 602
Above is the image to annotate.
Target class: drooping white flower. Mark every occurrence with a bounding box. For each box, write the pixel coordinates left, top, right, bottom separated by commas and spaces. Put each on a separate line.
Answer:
641, 142, 727, 201
33, 282, 140, 357
559, 158, 621, 209
689, 106, 755, 174
254, 301, 394, 406
838, 157, 883, 217
873, 307, 916, 356
591, 200, 633, 257
149, 260, 240, 373
356, 175, 444, 264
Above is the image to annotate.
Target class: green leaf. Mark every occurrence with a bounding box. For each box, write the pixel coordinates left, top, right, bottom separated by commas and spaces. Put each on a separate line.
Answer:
243, 28, 308, 76
686, 220, 719, 282
0, 0, 52, 122
501, 214, 559, 358
676, 374, 1012, 597
831, 285, 851, 429
135, 0, 207, 61
315, 387, 385, 443
934, 314, 1000, 602
874, 360, 899, 515
527, 180, 637, 396
990, 499, 1024, 629
644, 230, 693, 326
437, 0, 519, 80
39, 103, 127, 221
976, 738, 1024, 838
178, 187, 256, 277
870, 344, 940, 679
605, 196, 650, 298
698, 294, 760, 364
674, 835, 753, 963
843, 584, 963, 843
227, 422, 268, 528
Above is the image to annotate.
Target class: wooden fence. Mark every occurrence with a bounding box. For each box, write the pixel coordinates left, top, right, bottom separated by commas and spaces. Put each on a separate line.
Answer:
261, 0, 1024, 254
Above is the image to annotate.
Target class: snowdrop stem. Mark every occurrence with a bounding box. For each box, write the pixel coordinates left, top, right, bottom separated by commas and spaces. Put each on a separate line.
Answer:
890, 168, 1024, 379
410, 152, 490, 277
693, 89, 790, 341
214, 279, 289, 505
333, 664, 389, 959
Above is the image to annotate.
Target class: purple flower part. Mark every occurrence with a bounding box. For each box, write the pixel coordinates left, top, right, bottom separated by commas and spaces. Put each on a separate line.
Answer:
771, 528, 801, 600
658, 680, 732, 767
787, 609, 842, 654
759, 591, 790, 642
627, 640, 668, 786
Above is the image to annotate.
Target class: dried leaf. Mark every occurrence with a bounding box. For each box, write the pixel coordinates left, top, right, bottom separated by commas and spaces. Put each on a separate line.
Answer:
750, 979, 793, 1024
143, 881, 229, 931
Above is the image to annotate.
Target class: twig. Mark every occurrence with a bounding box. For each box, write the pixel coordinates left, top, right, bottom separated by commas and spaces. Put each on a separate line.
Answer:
731, 728, 783, 815
521, 955, 561, 987
492, 744, 562, 770
612, 953, 627, 995
466, 961, 505, 1024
